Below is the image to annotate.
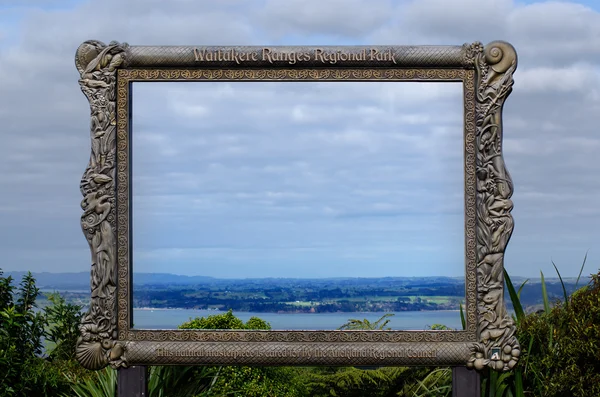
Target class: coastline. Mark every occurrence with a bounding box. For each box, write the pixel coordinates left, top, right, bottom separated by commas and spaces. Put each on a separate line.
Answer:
133, 307, 461, 313
132, 309, 464, 330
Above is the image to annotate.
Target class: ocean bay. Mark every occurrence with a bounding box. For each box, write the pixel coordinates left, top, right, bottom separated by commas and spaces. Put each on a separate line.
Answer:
133, 308, 462, 330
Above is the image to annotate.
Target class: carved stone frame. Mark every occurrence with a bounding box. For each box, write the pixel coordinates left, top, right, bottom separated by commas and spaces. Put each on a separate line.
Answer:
75, 41, 519, 371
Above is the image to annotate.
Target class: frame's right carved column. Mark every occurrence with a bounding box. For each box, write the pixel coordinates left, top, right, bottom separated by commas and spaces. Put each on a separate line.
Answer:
468, 41, 520, 372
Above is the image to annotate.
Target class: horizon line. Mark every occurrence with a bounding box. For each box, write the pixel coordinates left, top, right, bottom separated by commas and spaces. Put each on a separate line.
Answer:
3, 270, 589, 281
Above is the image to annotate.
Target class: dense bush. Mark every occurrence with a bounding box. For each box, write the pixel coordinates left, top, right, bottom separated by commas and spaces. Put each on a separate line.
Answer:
44, 292, 84, 361
517, 271, 600, 396
3, 265, 600, 397
179, 309, 270, 330
300, 366, 451, 397
180, 309, 307, 397
0, 270, 88, 397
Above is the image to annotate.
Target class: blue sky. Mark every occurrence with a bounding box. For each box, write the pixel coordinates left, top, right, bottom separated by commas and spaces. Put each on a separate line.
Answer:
0, 0, 599, 278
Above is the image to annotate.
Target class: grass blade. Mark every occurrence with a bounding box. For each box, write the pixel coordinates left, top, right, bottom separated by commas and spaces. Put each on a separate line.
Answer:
496, 383, 508, 397
540, 271, 550, 315
489, 369, 498, 397
517, 279, 529, 299
524, 335, 534, 375
551, 260, 568, 307
504, 269, 525, 323
575, 250, 588, 289
459, 302, 466, 330
514, 367, 525, 397
496, 372, 511, 396
540, 270, 554, 348
482, 377, 489, 397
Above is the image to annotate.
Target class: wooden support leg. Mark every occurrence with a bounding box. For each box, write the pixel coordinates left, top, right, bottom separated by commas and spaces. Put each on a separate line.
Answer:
452, 366, 480, 397
118, 365, 148, 397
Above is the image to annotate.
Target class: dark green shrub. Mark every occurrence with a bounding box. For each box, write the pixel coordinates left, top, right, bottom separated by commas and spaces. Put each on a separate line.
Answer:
44, 292, 84, 361
0, 270, 81, 396
179, 309, 268, 330
179, 310, 306, 397
518, 271, 600, 397
301, 366, 447, 397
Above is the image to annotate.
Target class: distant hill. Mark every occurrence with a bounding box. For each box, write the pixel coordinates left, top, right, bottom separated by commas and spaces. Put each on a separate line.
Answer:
5, 271, 215, 290
6, 271, 468, 290
3, 270, 587, 291
3, 270, 593, 313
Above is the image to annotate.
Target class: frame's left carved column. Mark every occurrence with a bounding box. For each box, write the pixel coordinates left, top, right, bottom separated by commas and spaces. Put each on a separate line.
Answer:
75, 40, 129, 370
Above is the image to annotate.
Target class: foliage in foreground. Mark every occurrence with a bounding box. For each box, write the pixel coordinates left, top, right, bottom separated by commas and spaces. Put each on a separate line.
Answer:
64, 365, 218, 397
3, 259, 600, 397
179, 309, 306, 397
0, 270, 89, 397
298, 365, 451, 397
483, 254, 600, 397
516, 270, 600, 396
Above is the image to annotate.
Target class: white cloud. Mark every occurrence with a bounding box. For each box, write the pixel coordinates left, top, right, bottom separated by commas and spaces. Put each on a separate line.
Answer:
508, 2, 600, 59
260, 0, 394, 39
172, 103, 210, 118
517, 64, 600, 94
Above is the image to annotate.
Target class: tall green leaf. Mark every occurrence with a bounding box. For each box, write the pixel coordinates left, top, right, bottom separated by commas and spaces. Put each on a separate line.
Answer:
148, 365, 216, 397
339, 313, 394, 330
482, 376, 489, 397
64, 367, 116, 397
504, 269, 525, 324
495, 372, 512, 396
372, 313, 394, 330
459, 302, 466, 330
412, 368, 452, 397
489, 369, 498, 397
524, 335, 534, 375
575, 250, 588, 289
517, 279, 529, 299
540, 271, 550, 315
514, 367, 524, 397
551, 260, 568, 307
540, 271, 553, 348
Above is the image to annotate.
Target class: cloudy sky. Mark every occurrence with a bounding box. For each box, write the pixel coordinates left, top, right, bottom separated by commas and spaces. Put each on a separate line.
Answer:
132, 81, 466, 278
0, 0, 599, 279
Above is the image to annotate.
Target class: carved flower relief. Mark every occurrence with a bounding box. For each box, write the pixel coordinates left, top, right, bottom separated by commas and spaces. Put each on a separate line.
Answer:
470, 42, 483, 54
463, 42, 484, 67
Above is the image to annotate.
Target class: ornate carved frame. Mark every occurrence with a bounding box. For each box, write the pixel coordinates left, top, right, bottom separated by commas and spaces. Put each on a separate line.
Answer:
75, 41, 519, 371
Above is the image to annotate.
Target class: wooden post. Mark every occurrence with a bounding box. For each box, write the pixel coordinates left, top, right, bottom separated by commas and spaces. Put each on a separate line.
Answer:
118, 366, 148, 397
452, 366, 480, 397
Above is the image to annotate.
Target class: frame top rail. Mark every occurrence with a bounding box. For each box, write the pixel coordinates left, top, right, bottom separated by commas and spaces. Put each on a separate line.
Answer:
123, 45, 471, 68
